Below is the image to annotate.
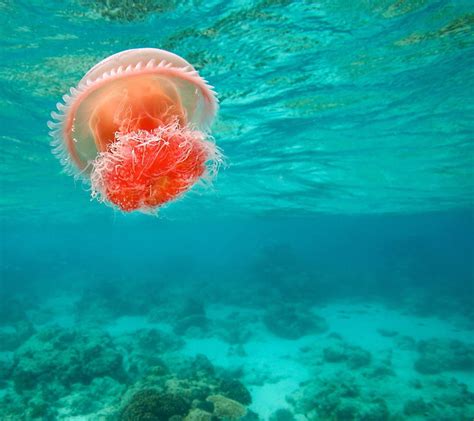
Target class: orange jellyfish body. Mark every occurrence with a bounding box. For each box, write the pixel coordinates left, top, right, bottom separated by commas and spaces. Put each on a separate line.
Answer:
48, 48, 220, 213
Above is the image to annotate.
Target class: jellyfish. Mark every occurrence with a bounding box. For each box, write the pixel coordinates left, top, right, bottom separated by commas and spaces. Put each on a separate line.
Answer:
48, 48, 221, 213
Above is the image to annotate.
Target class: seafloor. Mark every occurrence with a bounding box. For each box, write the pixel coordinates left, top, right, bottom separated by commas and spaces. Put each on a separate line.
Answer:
1, 225, 473, 421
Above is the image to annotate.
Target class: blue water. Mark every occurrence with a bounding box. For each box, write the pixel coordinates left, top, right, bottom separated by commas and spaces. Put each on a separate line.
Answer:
1, 1, 474, 420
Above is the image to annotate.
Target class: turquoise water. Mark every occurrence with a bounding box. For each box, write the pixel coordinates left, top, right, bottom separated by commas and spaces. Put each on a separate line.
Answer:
1, 1, 474, 420
1, 0, 473, 218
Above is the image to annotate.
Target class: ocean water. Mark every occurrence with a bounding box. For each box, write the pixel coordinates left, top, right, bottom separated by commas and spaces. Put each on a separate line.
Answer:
1, 0, 474, 420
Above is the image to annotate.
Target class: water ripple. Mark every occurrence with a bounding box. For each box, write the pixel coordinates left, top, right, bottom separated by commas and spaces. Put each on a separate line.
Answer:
0, 0, 473, 221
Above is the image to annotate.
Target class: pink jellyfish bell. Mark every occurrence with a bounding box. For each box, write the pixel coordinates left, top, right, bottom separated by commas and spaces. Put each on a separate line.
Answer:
48, 48, 221, 212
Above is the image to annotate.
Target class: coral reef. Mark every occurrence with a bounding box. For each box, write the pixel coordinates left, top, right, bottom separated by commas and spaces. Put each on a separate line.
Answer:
322, 337, 372, 369
263, 304, 327, 339
414, 338, 474, 374
214, 311, 256, 344
12, 327, 125, 392
175, 354, 216, 381
172, 299, 216, 337
57, 376, 125, 418
219, 379, 252, 405
269, 408, 295, 421
290, 343, 474, 420
0, 322, 253, 420
288, 372, 389, 421
402, 376, 474, 419
185, 408, 214, 421
0, 321, 34, 351
207, 394, 247, 420
403, 397, 432, 416
1, 279, 473, 421
116, 354, 251, 421
117, 328, 183, 380
0, 353, 14, 388
174, 314, 210, 336
121, 389, 190, 421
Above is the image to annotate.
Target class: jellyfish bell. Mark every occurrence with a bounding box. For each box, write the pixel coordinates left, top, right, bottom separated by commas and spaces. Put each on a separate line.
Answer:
48, 48, 221, 212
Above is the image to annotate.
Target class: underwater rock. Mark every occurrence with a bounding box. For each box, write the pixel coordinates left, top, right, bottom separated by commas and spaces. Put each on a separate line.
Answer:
366, 363, 396, 379
322, 344, 346, 363
215, 312, 255, 345
0, 308, 258, 421
0, 321, 35, 351
334, 402, 358, 420
402, 377, 474, 419
322, 339, 372, 369
409, 378, 423, 389
0, 353, 14, 386
206, 394, 247, 420
347, 346, 372, 369
195, 400, 215, 413
185, 408, 213, 421
360, 398, 390, 421
288, 372, 391, 421
138, 328, 183, 350
245, 365, 283, 386
164, 377, 212, 403
403, 397, 431, 416
263, 305, 328, 339
219, 379, 252, 405
269, 408, 295, 421
241, 409, 260, 421
394, 335, 416, 351
121, 389, 191, 421
435, 377, 474, 407
26, 397, 49, 419
174, 299, 210, 336
174, 315, 210, 336
414, 338, 474, 374
117, 352, 243, 419
189, 354, 216, 378
0, 389, 30, 419
58, 376, 125, 418
290, 361, 474, 421
117, 356, 218, 411
12, 327, 125, 392
117, 328, 183, 379
148, 361, 170, 377
127, 354, 171, 381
